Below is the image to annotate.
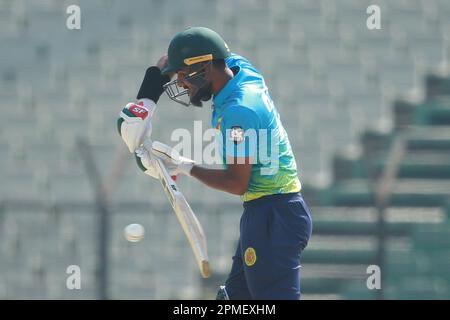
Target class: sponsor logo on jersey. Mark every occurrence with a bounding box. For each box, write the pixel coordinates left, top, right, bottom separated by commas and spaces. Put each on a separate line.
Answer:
230, 126, 244, 143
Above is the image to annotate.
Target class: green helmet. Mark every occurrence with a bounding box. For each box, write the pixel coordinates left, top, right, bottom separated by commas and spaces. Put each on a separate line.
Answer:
162, 27, 231, 75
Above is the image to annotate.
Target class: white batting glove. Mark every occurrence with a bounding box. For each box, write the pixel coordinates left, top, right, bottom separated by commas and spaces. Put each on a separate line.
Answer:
151, 141, 195, 176
134, 140, 159, 179
117, 99, 156, 153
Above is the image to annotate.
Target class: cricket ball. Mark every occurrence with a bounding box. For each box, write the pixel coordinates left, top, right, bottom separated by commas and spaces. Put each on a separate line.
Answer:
124, 223, 145, 242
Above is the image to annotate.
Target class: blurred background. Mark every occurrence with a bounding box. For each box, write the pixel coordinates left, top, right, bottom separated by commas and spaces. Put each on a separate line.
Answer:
1, 0, 450, 299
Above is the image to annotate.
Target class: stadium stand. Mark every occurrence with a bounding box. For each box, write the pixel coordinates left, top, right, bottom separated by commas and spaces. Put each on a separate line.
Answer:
0, 0, 449, 299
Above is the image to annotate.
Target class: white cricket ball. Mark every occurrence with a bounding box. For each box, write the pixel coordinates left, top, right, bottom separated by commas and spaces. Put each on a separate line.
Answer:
124, 223, 145, 242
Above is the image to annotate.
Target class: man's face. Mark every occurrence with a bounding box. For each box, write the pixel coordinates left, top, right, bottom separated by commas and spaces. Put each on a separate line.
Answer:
175, 63, 213, 107
176, 68, 194, 99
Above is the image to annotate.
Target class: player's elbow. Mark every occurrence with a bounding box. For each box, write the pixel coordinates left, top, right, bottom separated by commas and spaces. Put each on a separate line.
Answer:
231, 187, 246, 196
224, 163, 252, 196
230, 180, 248, 196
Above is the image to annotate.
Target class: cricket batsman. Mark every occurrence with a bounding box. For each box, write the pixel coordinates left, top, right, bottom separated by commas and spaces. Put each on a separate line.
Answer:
118, 27, 312, 300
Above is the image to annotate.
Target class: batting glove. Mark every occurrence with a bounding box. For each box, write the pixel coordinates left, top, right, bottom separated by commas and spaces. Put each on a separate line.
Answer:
134, 142, 159, 179
117, 99, 156, 153
151, 141, 195, 176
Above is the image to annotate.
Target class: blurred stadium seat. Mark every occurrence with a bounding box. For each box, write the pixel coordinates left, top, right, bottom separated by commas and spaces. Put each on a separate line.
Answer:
0, 0, 449, 299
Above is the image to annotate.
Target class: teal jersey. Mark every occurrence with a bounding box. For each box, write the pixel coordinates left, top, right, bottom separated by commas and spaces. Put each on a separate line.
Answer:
211, 54, 301, 201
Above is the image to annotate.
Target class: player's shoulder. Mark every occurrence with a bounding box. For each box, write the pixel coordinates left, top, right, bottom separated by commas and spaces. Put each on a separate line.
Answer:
225, 53, 250, 67
223, 103, 257, 116
221, 104, 261, 129
226, 53, 262, 77
222, 55, 266, 104
220, 80, 267, 123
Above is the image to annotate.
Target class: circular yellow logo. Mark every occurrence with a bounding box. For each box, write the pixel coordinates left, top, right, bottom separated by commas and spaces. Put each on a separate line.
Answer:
244, 247, 257, 267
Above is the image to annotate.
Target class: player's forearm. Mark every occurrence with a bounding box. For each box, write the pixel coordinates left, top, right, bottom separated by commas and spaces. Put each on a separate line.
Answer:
190, 166, 248, 196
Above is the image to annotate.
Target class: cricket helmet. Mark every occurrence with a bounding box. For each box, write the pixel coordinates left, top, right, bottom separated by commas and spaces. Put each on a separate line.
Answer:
162, 27, 231, 107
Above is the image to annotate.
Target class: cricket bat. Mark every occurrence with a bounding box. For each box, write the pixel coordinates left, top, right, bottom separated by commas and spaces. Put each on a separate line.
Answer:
154, 157, 210, 278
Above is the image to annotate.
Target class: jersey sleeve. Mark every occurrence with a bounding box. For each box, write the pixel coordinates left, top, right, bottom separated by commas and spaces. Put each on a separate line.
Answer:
221, 105, 260, 159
